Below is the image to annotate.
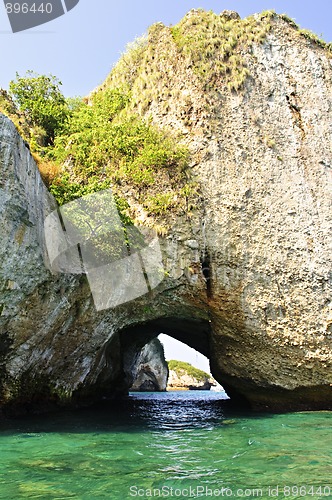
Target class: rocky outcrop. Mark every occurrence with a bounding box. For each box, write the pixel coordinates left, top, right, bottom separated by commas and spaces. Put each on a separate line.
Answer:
0, 11, 332, 413
167, 363, 214, 391
168, 372, 212, 391
128, 338, 168, 392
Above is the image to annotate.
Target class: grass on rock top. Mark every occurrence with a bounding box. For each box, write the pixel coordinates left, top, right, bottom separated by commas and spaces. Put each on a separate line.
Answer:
48, 9, 278, 227
104, 9, 275, 103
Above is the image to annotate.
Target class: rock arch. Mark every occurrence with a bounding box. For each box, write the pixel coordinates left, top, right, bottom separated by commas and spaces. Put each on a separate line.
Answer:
1, 10, 332, 414
119, 317, 211, 392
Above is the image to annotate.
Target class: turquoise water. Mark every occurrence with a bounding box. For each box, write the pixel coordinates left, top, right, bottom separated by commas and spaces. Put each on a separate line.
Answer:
0, 391, 331, 499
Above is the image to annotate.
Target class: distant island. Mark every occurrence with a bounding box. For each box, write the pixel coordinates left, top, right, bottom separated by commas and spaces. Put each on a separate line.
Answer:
167, 360, 216, 391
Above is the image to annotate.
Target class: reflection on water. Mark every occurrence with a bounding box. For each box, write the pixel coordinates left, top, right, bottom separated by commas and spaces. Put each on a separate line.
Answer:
0, 391, 331, 499
0, 390, 230, 435
128, 390, 230, 430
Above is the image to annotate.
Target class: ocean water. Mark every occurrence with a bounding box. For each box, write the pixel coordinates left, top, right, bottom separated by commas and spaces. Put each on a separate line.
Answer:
0, 391, 331, 500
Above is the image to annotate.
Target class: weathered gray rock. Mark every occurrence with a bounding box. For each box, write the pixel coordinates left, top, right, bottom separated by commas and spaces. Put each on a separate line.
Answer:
1, 13, 332, 413
128, 338, 168, 392
220, 10, 241, 20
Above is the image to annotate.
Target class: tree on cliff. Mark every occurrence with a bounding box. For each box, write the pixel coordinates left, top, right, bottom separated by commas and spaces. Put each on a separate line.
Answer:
9, 71, 68, 146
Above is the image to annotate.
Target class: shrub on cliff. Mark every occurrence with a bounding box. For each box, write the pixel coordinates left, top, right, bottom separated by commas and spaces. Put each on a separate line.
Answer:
9, 71, 68, 146
48, 87, 191, 222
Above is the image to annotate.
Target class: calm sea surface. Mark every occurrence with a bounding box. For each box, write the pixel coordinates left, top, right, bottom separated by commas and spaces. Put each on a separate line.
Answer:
0, 391, 331, 499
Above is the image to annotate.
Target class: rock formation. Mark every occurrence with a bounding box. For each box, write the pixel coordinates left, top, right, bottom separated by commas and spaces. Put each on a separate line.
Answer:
128, 338, 168, 392
0, 10, 332, 413
167, 361, 214, 391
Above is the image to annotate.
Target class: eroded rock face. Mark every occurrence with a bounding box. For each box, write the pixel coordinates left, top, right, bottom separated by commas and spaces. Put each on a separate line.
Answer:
137, 14, 332, 410
128, 338, 168, 392
0, 13, 332, 413
202, 26, 332, 410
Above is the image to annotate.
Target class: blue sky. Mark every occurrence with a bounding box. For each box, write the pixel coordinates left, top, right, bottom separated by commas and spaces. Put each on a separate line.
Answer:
0, 1, 332, 97
158, 335, 211, 374
1, 0, 331, 371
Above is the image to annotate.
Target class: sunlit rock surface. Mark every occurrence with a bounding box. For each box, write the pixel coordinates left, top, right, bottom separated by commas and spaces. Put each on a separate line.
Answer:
128, 338, 168, 392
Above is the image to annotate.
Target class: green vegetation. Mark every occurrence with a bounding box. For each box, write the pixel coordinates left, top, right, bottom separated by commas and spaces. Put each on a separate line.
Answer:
48, 87, 191, 223
0, 89, 31, 143
298, 28, 332, 50
279, 13, 299, 29
278, 12, 332, 51
0, 89, 18, 119
0, 86, 62, 185
168, 360, 210, 382
9, 71, 68, 146
4, 72, 193, 227
3, 9, 332, 230
102, 9, 275, 120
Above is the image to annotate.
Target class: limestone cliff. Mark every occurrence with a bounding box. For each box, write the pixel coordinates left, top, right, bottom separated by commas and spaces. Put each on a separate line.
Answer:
1, 10, 332, 413
128, 338, 168, 392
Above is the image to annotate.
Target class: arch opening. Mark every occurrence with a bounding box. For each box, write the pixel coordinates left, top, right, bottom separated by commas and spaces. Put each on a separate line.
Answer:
159, 333, 211, 374
118, 317, 227, 396
70, 317, 253, 411
158, 334, 225, 393
119, 317, 211, 393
